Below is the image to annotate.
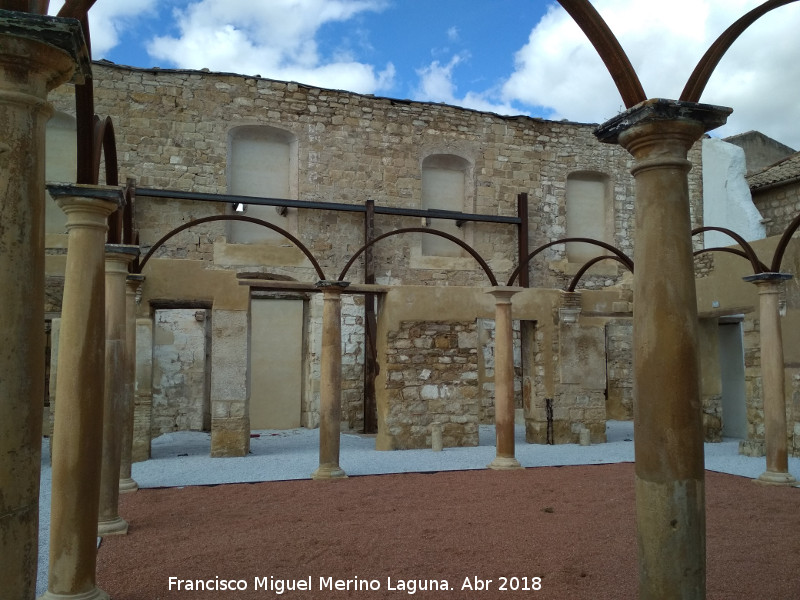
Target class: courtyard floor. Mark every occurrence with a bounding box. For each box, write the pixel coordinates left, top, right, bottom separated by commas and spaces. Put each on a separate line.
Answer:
37, 423, 800, 598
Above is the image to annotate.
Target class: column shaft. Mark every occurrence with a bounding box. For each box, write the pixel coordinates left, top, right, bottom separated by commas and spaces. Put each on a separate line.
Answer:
750, 278, 796, 484
44, 191, 120, 600
97, 246, 138, 536
119, 275, 143, 493
312, 283, 348, 479
597, 100, 731, 600
0, 18, 84, 598
487, 287, 522, 470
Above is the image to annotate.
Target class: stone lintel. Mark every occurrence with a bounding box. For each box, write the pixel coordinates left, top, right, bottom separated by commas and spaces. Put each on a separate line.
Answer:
594, 98, 732, 145
743, 272, 792, 284
0, 9, 91, 84
48, 183, 125, 209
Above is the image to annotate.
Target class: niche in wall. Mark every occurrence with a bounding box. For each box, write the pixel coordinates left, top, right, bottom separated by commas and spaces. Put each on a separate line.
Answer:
227, 125, 298, 244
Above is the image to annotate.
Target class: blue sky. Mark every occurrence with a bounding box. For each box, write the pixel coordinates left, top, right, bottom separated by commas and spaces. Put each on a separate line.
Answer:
50, 0, 800, 149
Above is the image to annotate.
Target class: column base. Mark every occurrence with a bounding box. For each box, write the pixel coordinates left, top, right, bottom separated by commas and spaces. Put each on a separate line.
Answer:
487, 456, 523, 470
119, 477, 139, 493
38, 586, 110, 600
755, 470, 798, 486
311, 464, 348, 480
97, 516, 129, 537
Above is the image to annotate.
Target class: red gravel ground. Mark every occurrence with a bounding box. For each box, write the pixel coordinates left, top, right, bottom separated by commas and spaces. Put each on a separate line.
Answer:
97, 463, 800, 599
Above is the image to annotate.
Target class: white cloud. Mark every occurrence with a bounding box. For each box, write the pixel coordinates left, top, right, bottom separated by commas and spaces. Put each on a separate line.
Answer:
499, 0, 800, 148
414, 53, 522, 116
49, 0, 158, 58
145, 0, 395, 94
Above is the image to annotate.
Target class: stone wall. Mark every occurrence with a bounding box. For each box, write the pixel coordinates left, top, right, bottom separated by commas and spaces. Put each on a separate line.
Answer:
48, 62, 713, 455
48, 61, 706, 293
605, 319, 633, 421
383, 321, 481, 449
151, 308, 210, 435
752, 184, 800, 238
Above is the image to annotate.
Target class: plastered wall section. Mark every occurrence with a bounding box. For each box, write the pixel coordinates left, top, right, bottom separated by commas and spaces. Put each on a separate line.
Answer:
696, 235, 800, 456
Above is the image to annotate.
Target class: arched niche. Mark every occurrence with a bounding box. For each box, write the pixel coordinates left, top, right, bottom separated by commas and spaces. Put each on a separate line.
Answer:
226, 125, 298, 244
420, 153, 472, 257
565, 171, 613, 264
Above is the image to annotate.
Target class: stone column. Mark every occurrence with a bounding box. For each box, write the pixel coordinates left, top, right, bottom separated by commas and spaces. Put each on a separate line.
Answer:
744, 273, 797, 485
133, 316, 154, 462
596, 99, 731, 600
487, 287, 523, 470
0, 14, 86, 599
43, 185, 123, 600
119, 274, 144, 493
312, 281, 349, 479
97, 245, 138, 536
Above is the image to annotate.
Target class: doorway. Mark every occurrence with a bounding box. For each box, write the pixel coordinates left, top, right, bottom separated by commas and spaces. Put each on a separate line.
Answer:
718, 318, 747, 439
249, 298, 304, 429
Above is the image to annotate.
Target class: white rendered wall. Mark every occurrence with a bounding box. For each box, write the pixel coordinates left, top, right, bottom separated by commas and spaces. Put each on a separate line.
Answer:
702, 138, 765, 248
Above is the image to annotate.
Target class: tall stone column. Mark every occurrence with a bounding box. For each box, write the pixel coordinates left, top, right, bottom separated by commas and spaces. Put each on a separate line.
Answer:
744, 273, 797, 485
119, 274, 144, 493
487, 287, 523, 470
43, 185, 123, 600
97, 245, 138, 536
133, 316, 154, 462
311, 281, 349, 480
0, 14, 86, 599
596, 99, 731, 600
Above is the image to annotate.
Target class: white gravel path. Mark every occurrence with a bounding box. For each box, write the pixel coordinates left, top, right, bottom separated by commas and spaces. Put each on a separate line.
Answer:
36, 421, 800, 595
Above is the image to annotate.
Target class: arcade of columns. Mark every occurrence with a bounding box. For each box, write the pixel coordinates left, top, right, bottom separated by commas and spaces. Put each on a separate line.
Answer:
0, 5, 798, 600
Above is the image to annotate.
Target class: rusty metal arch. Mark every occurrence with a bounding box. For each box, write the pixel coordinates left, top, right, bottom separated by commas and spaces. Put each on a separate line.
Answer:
92, 115, 118, 185
338, 227, 498, 286
507, 237, 634, 286
693, 246, 770, 272
137, 215, 327, 280
566, 254, 633, 292
770, 211, 800, 272
556, 0, 646, 108
681, 0, 799, 102
691, 226, 765, 273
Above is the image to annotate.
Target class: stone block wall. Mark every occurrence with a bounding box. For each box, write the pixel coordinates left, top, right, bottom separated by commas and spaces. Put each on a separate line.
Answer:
753, 184, 800, 238
605, 319, 633, 421
383, 321, 481, 449
209, 308, 249, 457
47, 61, 707, 294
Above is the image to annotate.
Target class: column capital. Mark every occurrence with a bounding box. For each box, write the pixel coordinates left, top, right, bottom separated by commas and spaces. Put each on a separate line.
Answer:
315, 280, 350, 292
594, 98, 732, 147
485, 286, 523, 303
49, 185, 125, 229
105, 245, 139, 276
0, 9, 91, 88
743, 272, 792, 287
126, 273, 145, 285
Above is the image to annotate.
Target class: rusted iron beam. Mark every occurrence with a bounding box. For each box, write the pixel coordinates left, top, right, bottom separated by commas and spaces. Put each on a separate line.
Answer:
134, 187, 521, 225
517, 193, 530, 288
363, 199, 378, 434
